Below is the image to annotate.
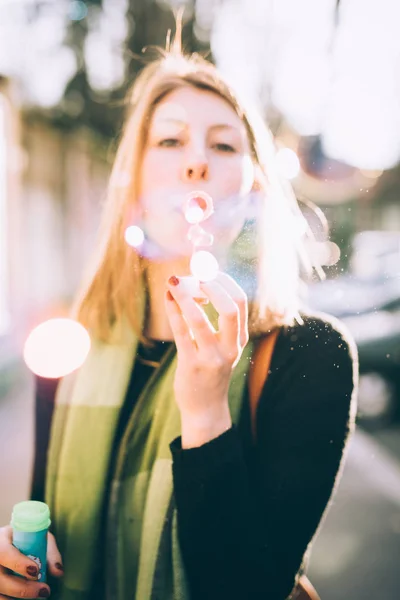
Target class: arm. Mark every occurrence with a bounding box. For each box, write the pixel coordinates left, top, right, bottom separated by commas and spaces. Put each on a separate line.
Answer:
30, 376, 60, 502
170, 316, 358, 600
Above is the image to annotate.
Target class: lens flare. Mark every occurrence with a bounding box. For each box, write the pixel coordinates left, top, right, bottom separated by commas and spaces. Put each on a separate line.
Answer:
23, 318, 91, 379
190, 250, 219, 282
125, 225, 145, 248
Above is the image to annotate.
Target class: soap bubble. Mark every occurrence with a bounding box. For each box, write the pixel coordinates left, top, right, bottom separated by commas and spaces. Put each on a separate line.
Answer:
24, 318, 91, 378
190, 250, 219, 282
185, 205, 205, 224
187, 224, 214, 247
125, 225, 145, 248
184, 191, 214, 224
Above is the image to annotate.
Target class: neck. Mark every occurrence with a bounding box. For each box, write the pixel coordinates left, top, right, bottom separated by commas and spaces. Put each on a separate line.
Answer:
142, 256, 190, 341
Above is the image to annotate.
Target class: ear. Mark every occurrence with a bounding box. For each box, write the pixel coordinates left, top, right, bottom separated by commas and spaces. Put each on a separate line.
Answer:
251, 164, 263, 191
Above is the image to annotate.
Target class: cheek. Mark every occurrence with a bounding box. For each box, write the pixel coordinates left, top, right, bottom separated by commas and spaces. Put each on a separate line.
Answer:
214, 155, 255, 196
140, 152, 180, 193
240, 156, 255, 194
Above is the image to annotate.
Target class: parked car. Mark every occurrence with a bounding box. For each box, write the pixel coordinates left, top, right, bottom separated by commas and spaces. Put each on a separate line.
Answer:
306, 231, 400, 428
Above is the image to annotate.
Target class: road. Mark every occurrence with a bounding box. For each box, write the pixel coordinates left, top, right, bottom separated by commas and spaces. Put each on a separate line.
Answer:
1, 371, 400, 599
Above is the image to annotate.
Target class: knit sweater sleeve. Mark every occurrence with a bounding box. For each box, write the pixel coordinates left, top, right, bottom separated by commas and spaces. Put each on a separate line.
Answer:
169, 314, 358, 600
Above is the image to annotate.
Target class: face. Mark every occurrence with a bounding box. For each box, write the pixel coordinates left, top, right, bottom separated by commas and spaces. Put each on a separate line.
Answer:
137, 86, 256, 260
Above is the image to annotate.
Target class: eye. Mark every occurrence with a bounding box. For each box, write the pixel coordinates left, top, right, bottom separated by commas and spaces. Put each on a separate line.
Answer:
213, 143, 237, 153
158, 138, 181, 148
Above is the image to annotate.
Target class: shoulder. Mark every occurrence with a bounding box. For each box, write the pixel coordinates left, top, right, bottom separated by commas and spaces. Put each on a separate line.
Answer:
259, 311, 359, 415
258, 311, 359, 430
274, 310, 358, 371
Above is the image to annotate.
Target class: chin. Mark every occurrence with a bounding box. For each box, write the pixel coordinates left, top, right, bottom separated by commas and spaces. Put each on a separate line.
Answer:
158, 239, 193, 261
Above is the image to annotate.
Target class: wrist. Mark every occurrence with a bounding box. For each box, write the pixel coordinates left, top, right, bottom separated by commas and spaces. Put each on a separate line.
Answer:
180, 402, 232, 449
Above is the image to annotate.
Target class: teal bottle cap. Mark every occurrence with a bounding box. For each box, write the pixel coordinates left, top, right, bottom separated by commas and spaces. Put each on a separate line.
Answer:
11, 501, 51, 532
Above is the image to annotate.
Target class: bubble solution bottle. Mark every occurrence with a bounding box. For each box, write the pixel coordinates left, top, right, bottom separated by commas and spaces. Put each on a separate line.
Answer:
11, 501, 51, 583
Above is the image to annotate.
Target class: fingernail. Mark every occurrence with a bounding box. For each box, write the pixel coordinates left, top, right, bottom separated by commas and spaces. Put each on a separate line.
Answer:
194, 297, 209, 305
168, 276, 179, 286
26, 565, 38, 577
55, 562, 64, 572
38, 588, 50, 598
166, 291, 174, 301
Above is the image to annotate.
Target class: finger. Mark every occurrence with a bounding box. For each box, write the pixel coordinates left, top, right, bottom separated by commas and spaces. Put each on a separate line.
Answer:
167, 279, 216, 349
0, 526, 41, 580
0, 565, 51, 598
164, 291, 197, 358
213, 272, 249, 346
47, 532, 64, 578
197, 279, 240, 353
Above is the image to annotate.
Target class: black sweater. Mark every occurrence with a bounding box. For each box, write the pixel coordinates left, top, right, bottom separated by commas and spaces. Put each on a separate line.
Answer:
31, 312, 358, 600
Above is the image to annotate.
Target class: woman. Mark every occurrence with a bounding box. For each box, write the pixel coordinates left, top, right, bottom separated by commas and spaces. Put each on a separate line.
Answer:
0, 24, 357, 600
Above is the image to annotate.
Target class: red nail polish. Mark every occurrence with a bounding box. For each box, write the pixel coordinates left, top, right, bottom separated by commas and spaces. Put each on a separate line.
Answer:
55, 562, 64, 572
168, 276, 179, 286
39, 588, 50, 598
26, 565, 38, 577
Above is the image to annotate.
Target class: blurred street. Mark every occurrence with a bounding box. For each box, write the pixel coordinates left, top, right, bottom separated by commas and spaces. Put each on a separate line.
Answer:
309, 425, 400, 600
1, 1, 400, 598
1, 372, 400, 600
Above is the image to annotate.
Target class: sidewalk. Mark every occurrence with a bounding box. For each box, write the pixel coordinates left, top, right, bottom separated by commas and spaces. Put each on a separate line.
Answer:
308, 428, 400, 599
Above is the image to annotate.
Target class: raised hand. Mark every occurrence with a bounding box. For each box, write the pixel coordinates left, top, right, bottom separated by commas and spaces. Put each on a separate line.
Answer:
165, 271, 249, 447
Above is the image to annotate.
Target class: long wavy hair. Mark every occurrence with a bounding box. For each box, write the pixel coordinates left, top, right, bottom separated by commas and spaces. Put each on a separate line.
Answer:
71, 18, 320, 345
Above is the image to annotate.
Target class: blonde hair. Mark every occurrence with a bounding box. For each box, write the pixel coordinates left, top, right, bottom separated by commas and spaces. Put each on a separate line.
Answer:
72, 17, 319, 345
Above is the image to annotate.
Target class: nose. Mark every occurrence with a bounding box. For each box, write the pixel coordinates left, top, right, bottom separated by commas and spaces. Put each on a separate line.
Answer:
183, 159, 209, 182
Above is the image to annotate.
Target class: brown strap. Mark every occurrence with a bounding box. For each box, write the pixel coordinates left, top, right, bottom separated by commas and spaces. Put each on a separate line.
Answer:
292, 576, 322, 600
248, 329, 279, 442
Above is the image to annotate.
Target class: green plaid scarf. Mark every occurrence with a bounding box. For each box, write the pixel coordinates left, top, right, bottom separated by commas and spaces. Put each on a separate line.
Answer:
45, 302, 255, 600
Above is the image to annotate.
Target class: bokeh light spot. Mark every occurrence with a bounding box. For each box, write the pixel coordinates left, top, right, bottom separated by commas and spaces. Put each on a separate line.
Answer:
69, 1, 88, 22
307, 241, 341, 267
24, 318, 91, 379
276, 148, 301, 180
125, 225, 145, 248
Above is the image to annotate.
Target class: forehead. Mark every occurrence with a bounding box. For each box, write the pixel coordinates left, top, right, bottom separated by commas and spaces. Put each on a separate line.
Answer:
151, 86, 246, 131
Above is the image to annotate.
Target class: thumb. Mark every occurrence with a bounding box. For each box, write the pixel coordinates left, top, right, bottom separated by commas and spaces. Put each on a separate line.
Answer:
47, 531, 64, 578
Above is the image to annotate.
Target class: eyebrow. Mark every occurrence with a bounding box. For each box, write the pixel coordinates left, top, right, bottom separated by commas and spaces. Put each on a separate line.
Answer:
153, 118, 241, 133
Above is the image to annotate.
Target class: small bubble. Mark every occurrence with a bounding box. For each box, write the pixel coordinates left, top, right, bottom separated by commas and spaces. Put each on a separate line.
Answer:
386, 354, 391, 358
